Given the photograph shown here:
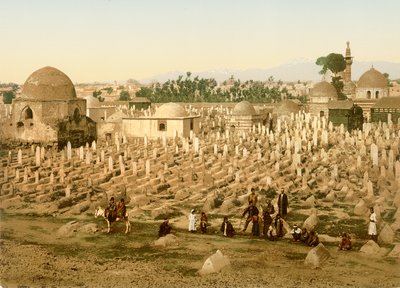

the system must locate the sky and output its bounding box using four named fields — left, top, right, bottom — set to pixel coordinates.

left=1, top=0, right=400, bottom=83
